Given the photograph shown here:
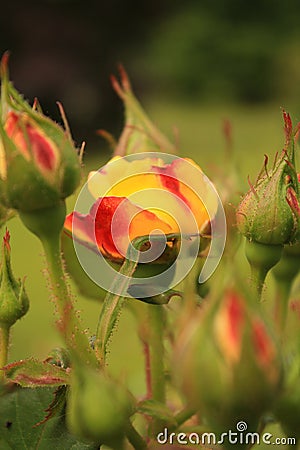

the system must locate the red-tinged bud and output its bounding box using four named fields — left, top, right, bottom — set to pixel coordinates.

left=176, top=290, right=282, bottom=437
left=275, top=356, right=300, bottom=439
left=0, top=54, right=81, bottom=212
left=0, top=230, right=29, bottom=327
